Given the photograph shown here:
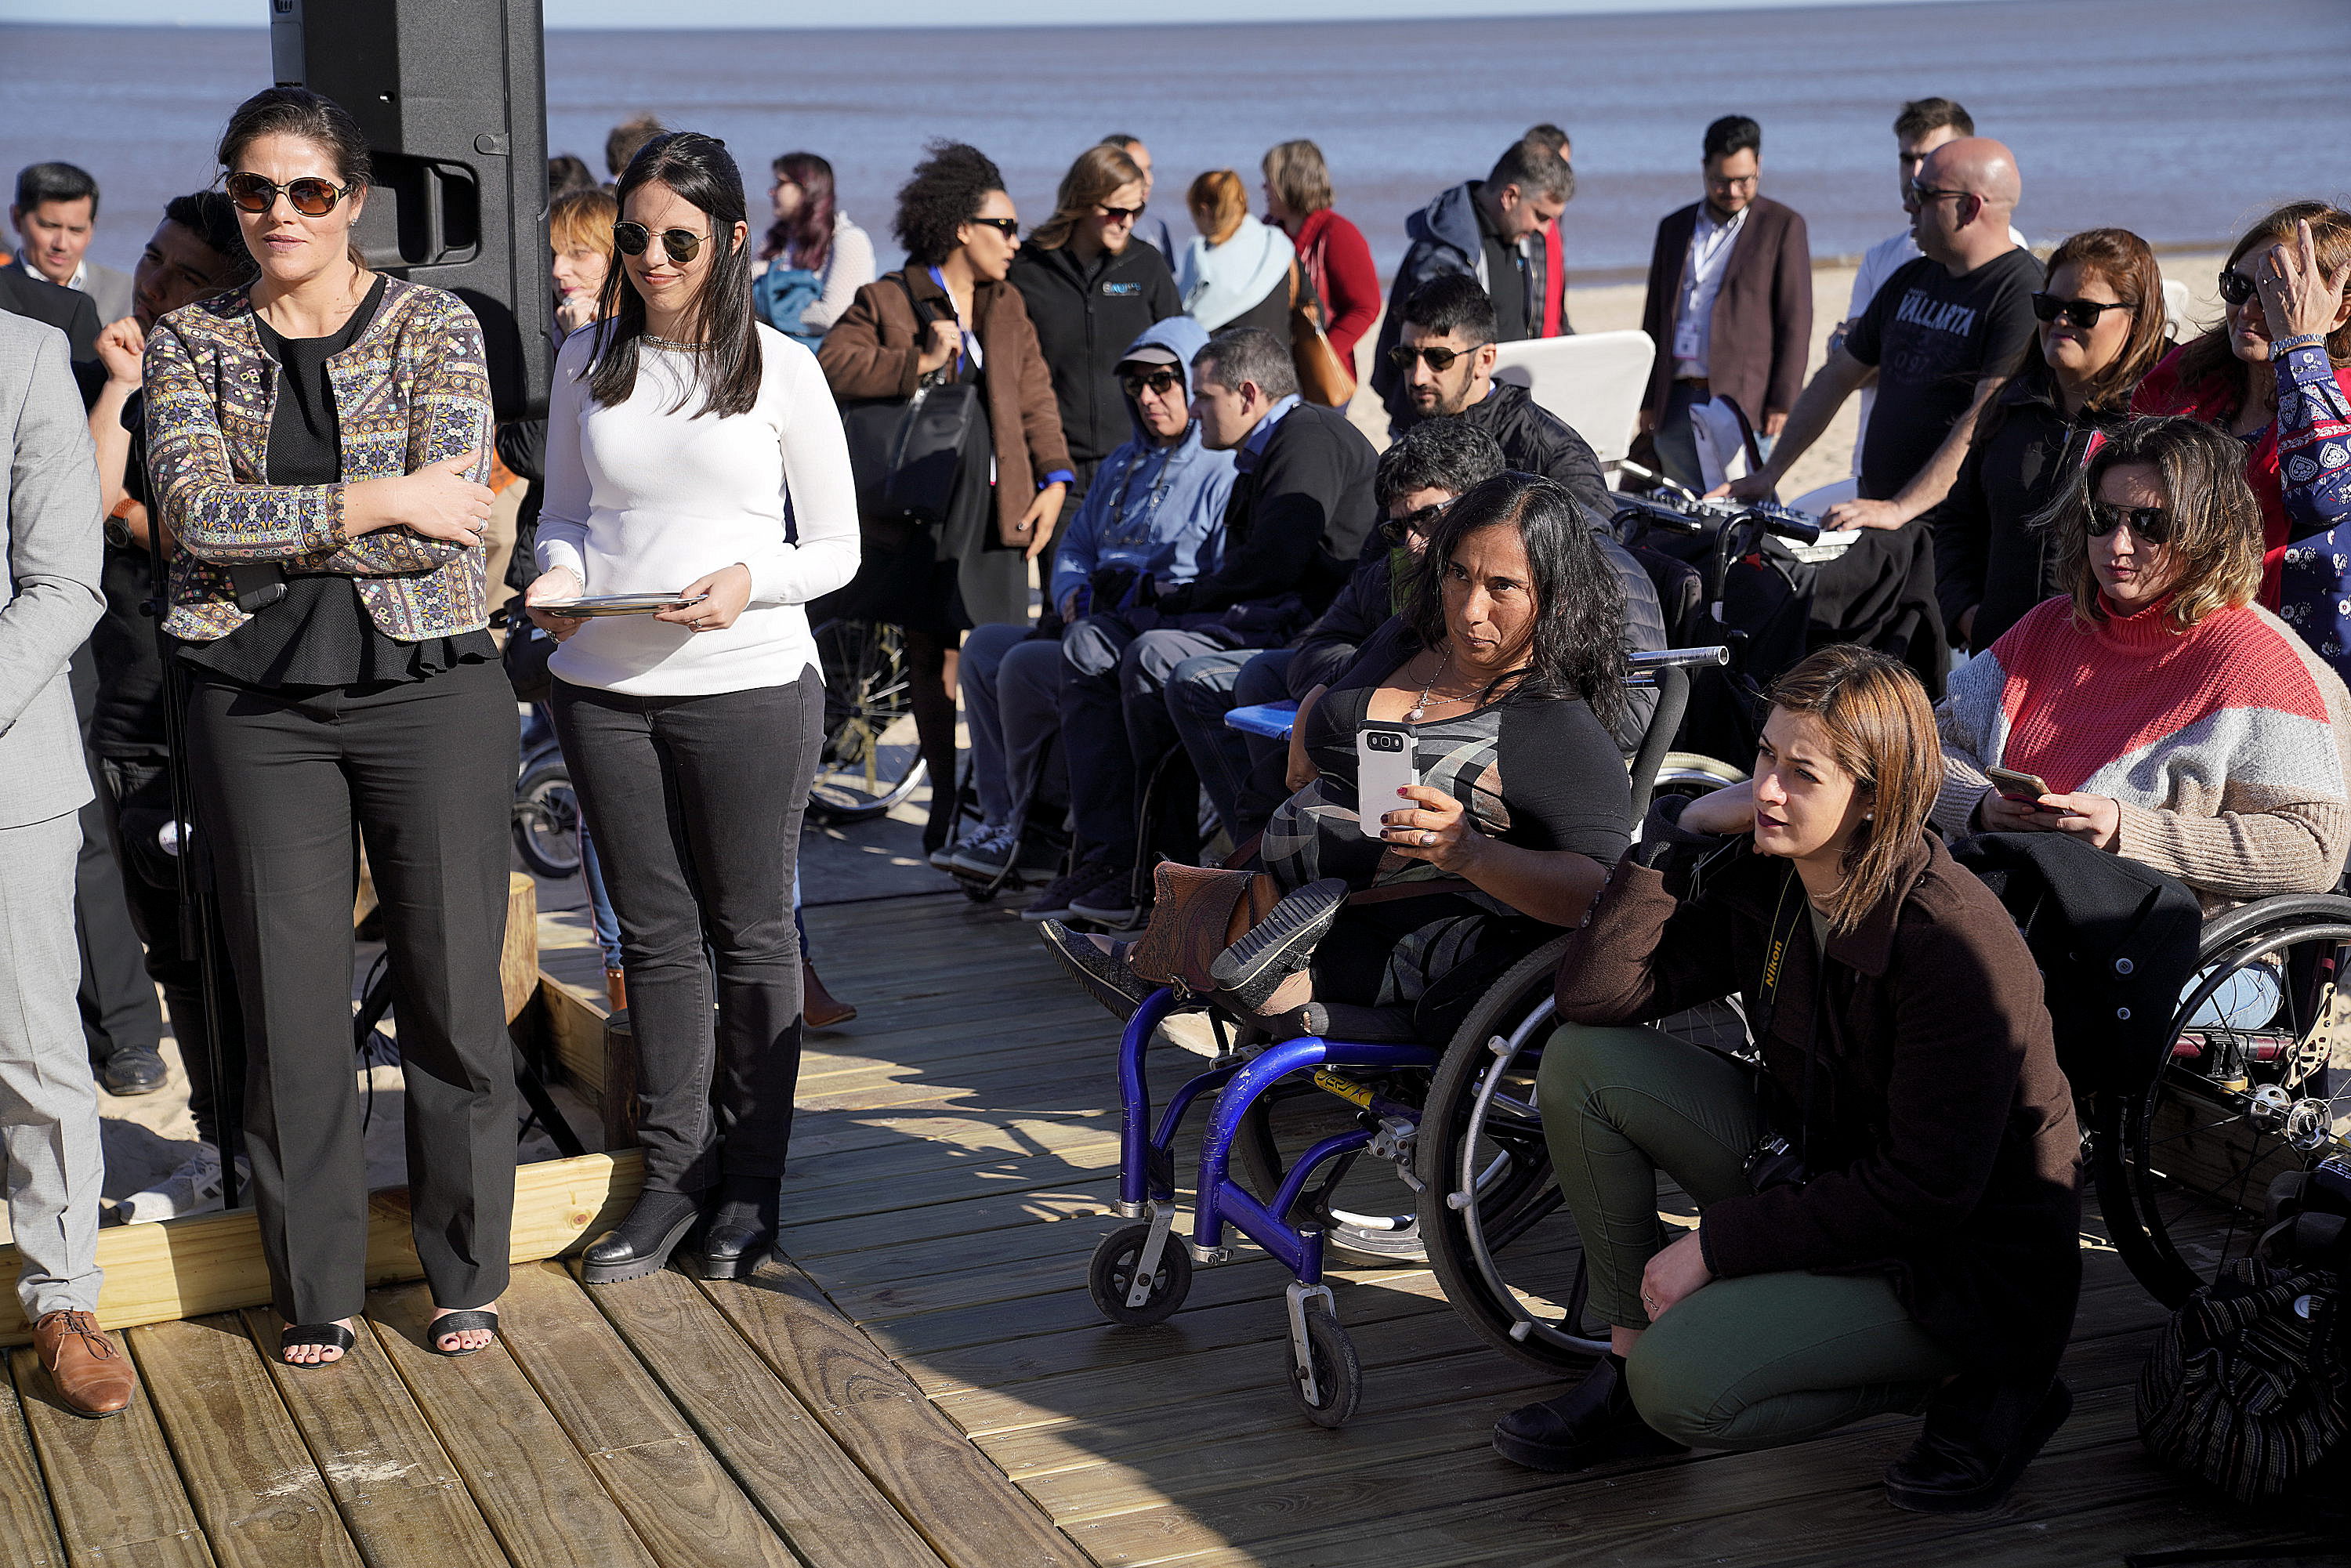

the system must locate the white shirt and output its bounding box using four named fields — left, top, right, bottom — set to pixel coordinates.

left=535, top=323, right=861, bottom=696
left=1846, top=223, right=2030, bottom=476
left=1672, top=204, right=1749, bottom=378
